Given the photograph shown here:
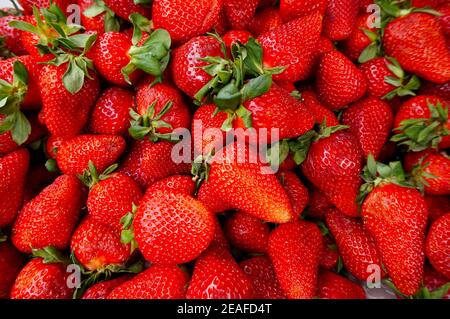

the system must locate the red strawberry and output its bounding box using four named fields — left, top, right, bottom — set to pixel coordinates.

left=71, top=217, right=130, bottom=271
left=341, top=14, right=377, bottom=62
left=301, top=130, right=363, bottom=218
left=56, top=135, right=126, bottom=176
left=300, top=89, right=340, bottom=127
left=306, top=187, right=334, bottom=220
left=317, top=270, right=366, bottom=299
left=223, top=0, right=259, bottom=30
left=222, top=30, right=252, bottom=52
left=103, top=0, right=151, bottom=21
left=342, top=97, right=394, bottom=159
left=426, top=213, right=450, bottom=279
left=422, top=265, right=450, bottom=299
left=325, top=208, right=384, bottom=282
left=319, top=236, right=339, bottom=270
left=79, top=0, right=121, bottom=34
left=258, top=12, right=323, bottom=82
left=239, top=256, right=286, bottom=299
left=22, top=165, right=57, bottom=204
left=11, top=175, right=84, bottom=253
left=224, top=211, right=270, bottom=253
left=425, top=195, right=450, bottom=223
left=248, top=7, right=282, bottom=36
left=0, top=14, right=30, bottom=56
left=39, top=64, right=100, bottom=138
left=437, top=3, right=450, bottom=36
left=108, top=265, right=189, bottom=299
left=323, top=0, right=359, bottom=41
left=146, top=175, right=196, bottom=196
left=18, top=0, right=72, bottom=14
left=316, top=50, right=367, bottom=110
left=419, top=81, right=450, bottom=103
left=186, top=248, right=254, bottom=299
left=0, top=242, right=25, bottom=299
left=88, top=87, right=135, bottom=136
left=279, top=0, right=328, bottom=22
left=411, top=0, right=448, bottom=8
left=197, top=142, right=295, bottom=223
left=171, top=35, right=224, bottom=99
left=383, top=12, right=450, bottom=84
left=10, top=247, right=73, bottom=299
left=132, top=191, right=215, bottom=265
left=119, top=140, right=191, bottom=189
left=0, top=149, right=29, bottom=228
left=0, top=114, right=20, bottom=156
left=268, top=221, right=322, bottom=299
left=82, top=276, right=130, bottom=299
left=45, top=135, right=68, bottom=159
left=278, top=171, right=309, bottom=220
